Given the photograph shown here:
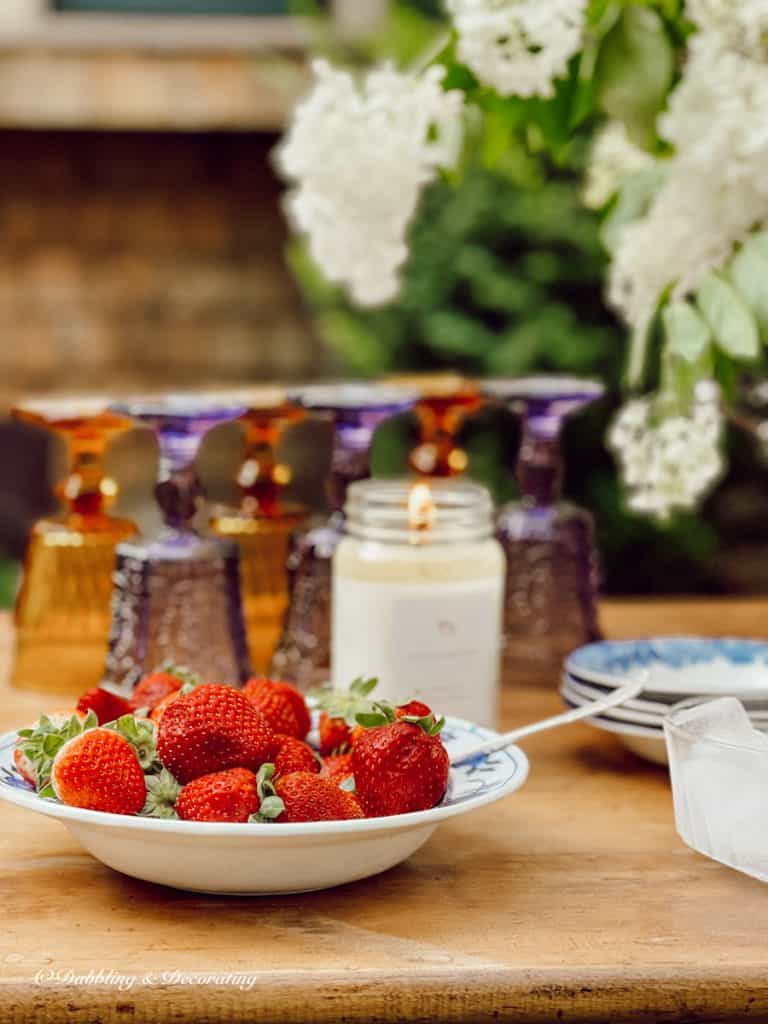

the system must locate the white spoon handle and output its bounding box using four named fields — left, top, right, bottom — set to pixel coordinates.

left=450, top=679, right=644, bottom=767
